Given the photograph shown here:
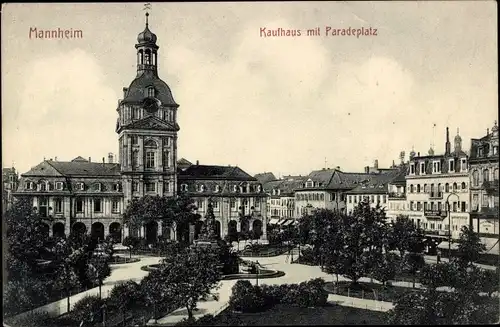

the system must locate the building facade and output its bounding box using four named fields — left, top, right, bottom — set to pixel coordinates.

left=2, top=167, right=19, bottom=213
left=262, top=176, right=304, bottom=225
left=405, top=128, right=470, bottom=239
left=386, top=165, right=408, bottom=222
left=178, top=163, right=268, bottom=240
left=13, top=13, right=267, bottom=243
left=469, top=121, right=499, bottom=235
